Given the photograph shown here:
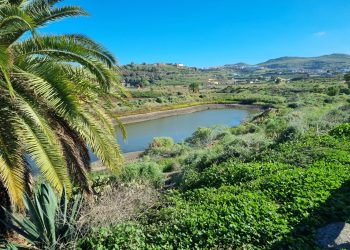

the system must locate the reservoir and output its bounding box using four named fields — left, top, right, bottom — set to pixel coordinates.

left=90, top=107, right=252, bottom=162
left=117, top=108, right=251, bottom=153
